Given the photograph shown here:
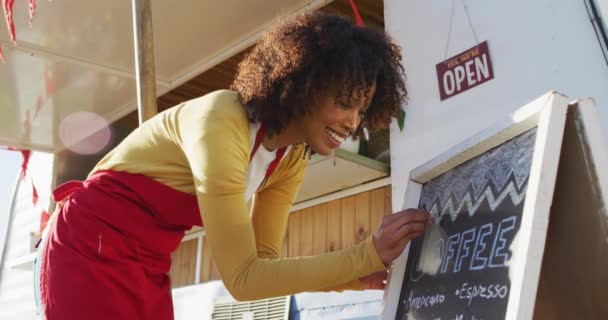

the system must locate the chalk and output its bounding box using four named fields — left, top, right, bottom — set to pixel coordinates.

left=418, top=223, right=447, bottom=275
